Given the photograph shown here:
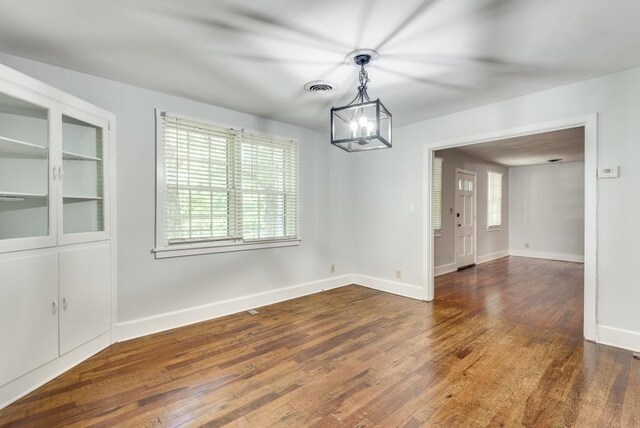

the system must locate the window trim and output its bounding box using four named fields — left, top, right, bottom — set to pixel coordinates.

left=486, top=169, right=503, bottom=231
left=154, top=109, right=301, bottom=258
